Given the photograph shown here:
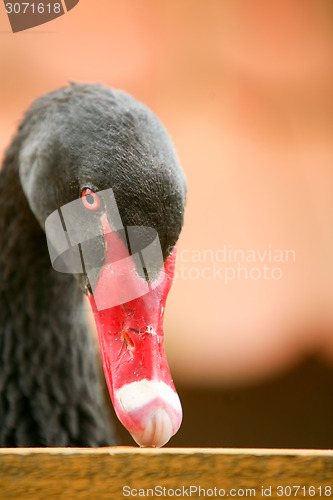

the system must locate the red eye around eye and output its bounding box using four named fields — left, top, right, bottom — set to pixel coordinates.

left=81, top=188, right=100, bottom=210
